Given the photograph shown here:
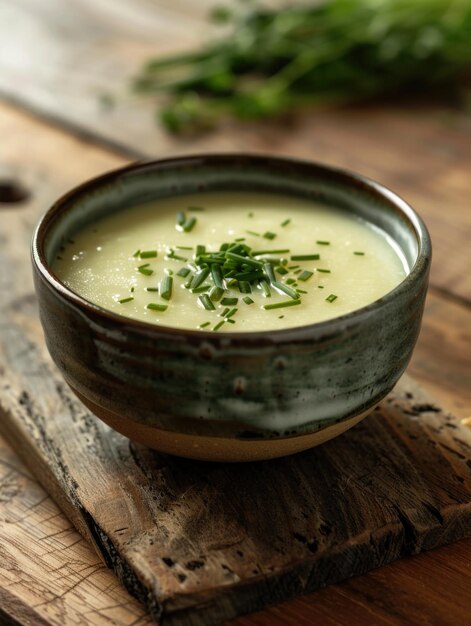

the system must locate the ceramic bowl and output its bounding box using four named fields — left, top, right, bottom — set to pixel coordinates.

left=31, top=155, right=431, bottom=462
